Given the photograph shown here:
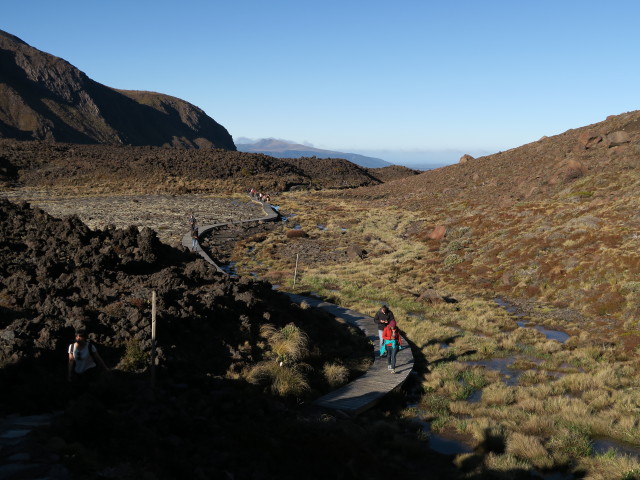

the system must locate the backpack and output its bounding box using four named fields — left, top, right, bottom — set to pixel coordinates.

left=71, top=340, right=97, bottom=361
